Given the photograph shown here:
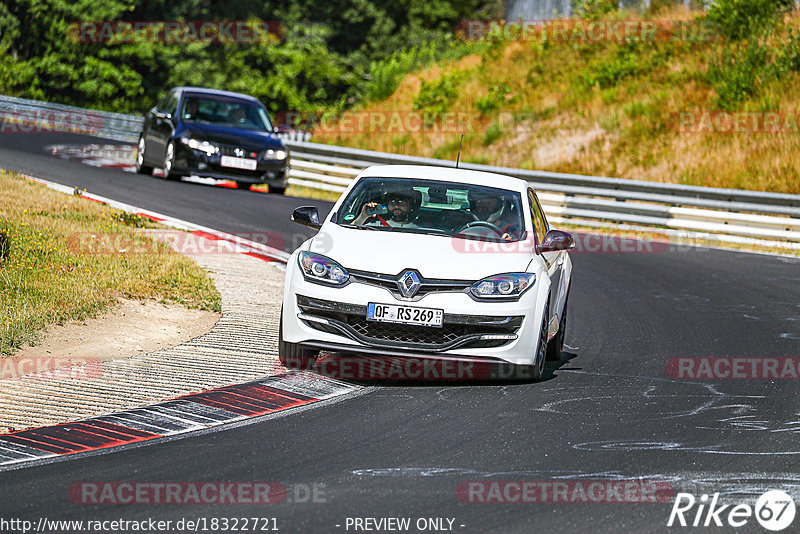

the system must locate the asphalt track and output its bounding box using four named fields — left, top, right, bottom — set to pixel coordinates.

left=1, top=132, right=800, bottom=533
